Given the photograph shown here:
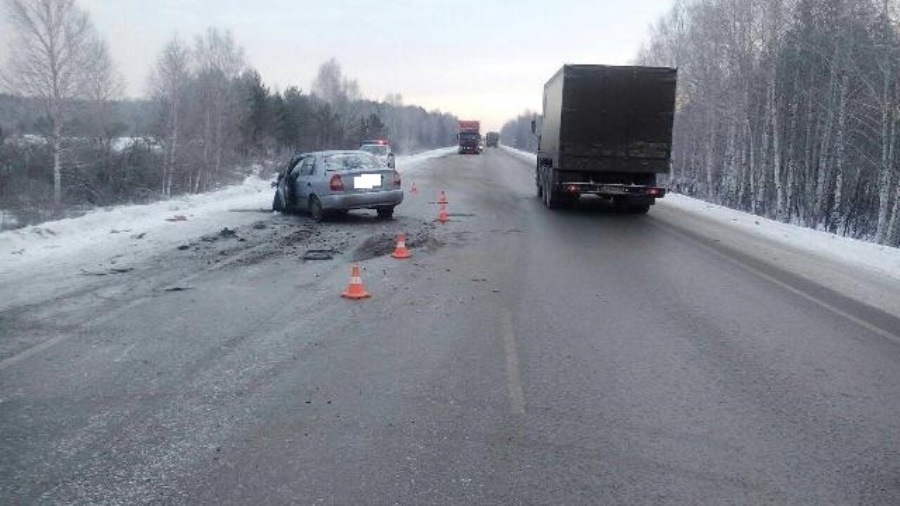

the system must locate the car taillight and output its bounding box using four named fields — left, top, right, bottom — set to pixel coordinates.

left=392, top=170, right=401, bottom=188
left=330, top=174, right=344, bottom=191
